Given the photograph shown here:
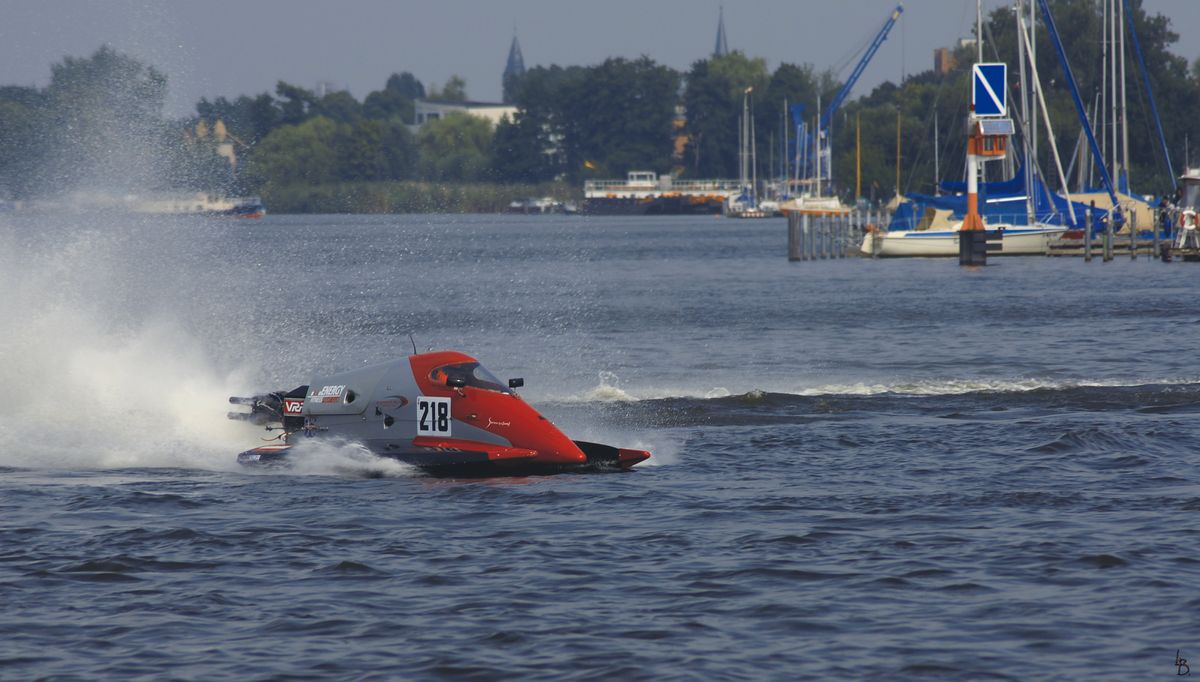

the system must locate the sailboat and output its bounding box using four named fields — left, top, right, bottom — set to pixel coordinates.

left=779, top=91, right=851, bottom=217
left=726, top=87, right=772, bottom=218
